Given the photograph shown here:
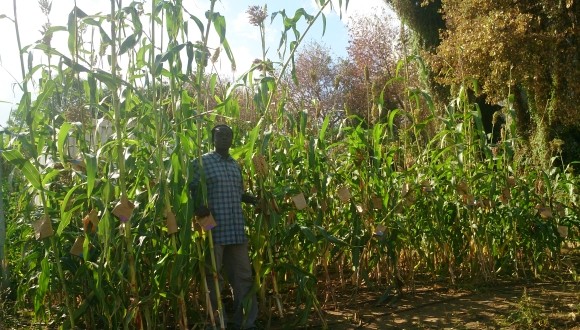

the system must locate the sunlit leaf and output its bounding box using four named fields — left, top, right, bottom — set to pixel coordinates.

left=119, top=34, right=139, bottom=55
left=2, top=150, right=42, bottom=190
left=57, top=122, right=73, bottom=164
left=85, top=153, right=97, bottom=198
